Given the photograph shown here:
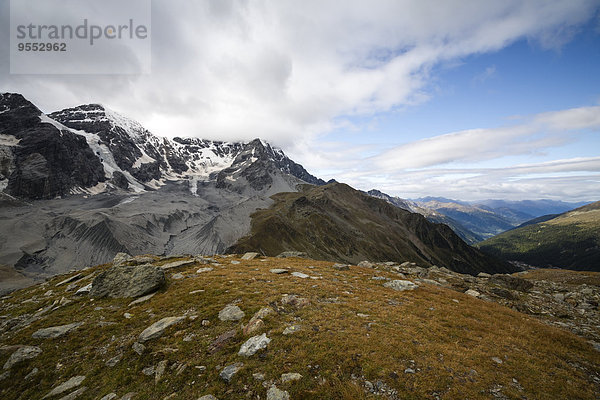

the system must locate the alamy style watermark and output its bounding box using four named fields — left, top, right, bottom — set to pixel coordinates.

left=10, top=0, right=151, bottom=74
